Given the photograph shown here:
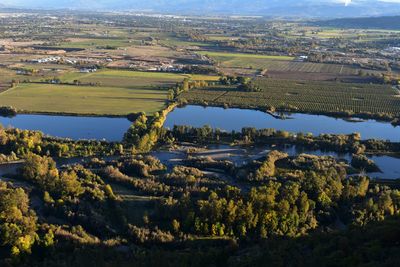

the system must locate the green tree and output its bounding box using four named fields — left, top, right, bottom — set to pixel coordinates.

left=0, top=182, right=38, bottom=256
